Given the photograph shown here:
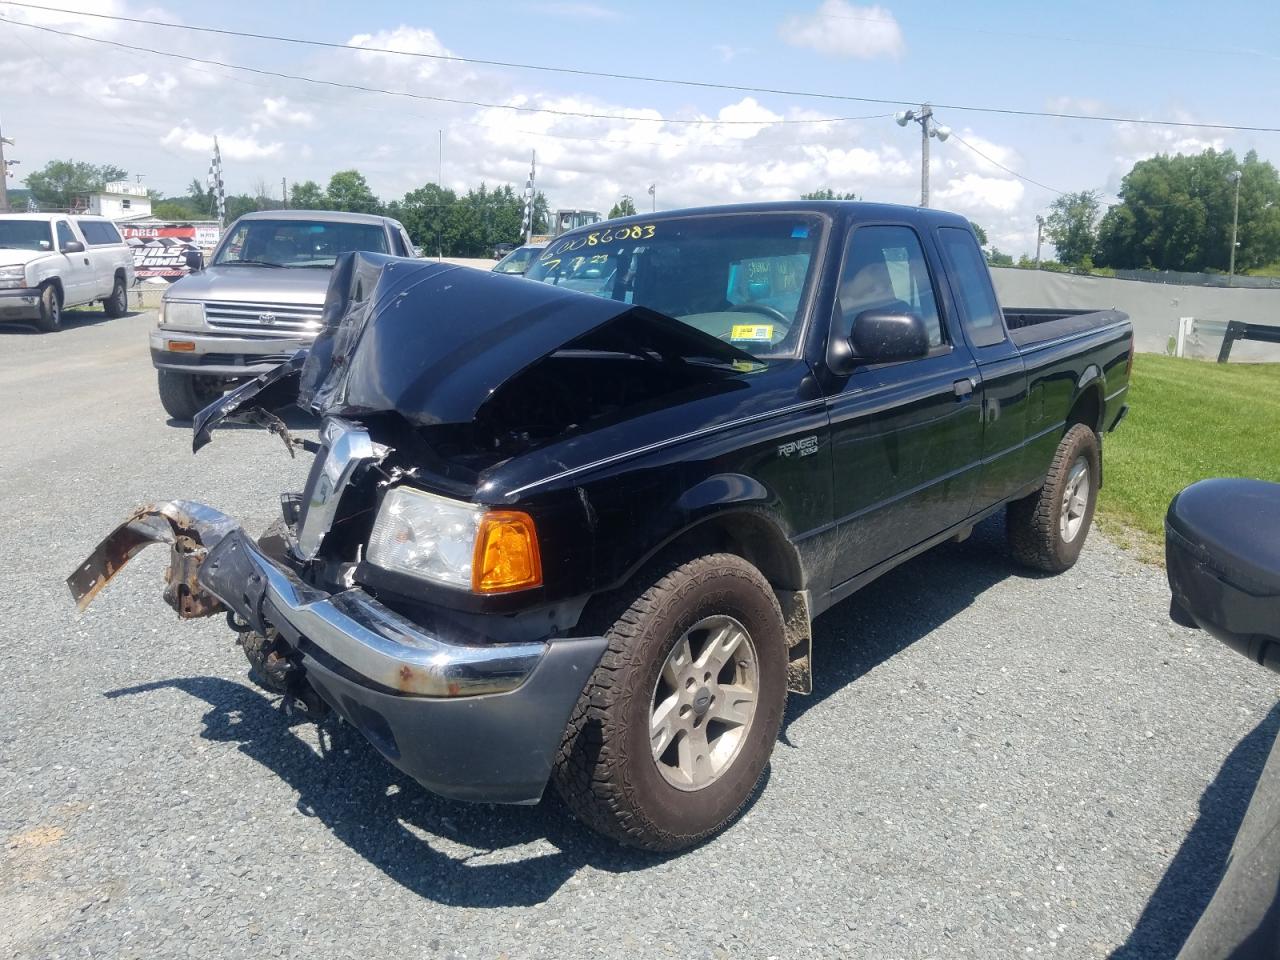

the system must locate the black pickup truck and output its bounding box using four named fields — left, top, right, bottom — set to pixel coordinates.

left=71, top=201, right=1132, bottom=851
